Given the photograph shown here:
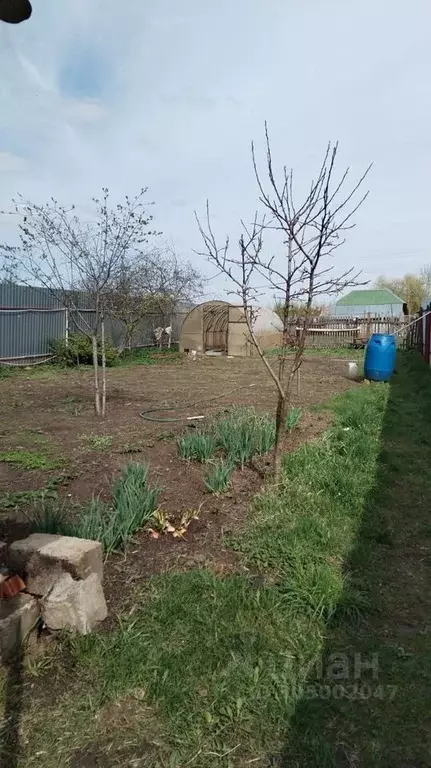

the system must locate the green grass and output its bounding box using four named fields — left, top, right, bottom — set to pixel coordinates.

left=0, top=450, right=63, bottom=471
left=4, top=353, right=431, bottom=767
left=229, top=385, right=386, bottom=624
left=204, top=459, right=235, bottom=493
left=118, top=346, right=183, bottom=367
